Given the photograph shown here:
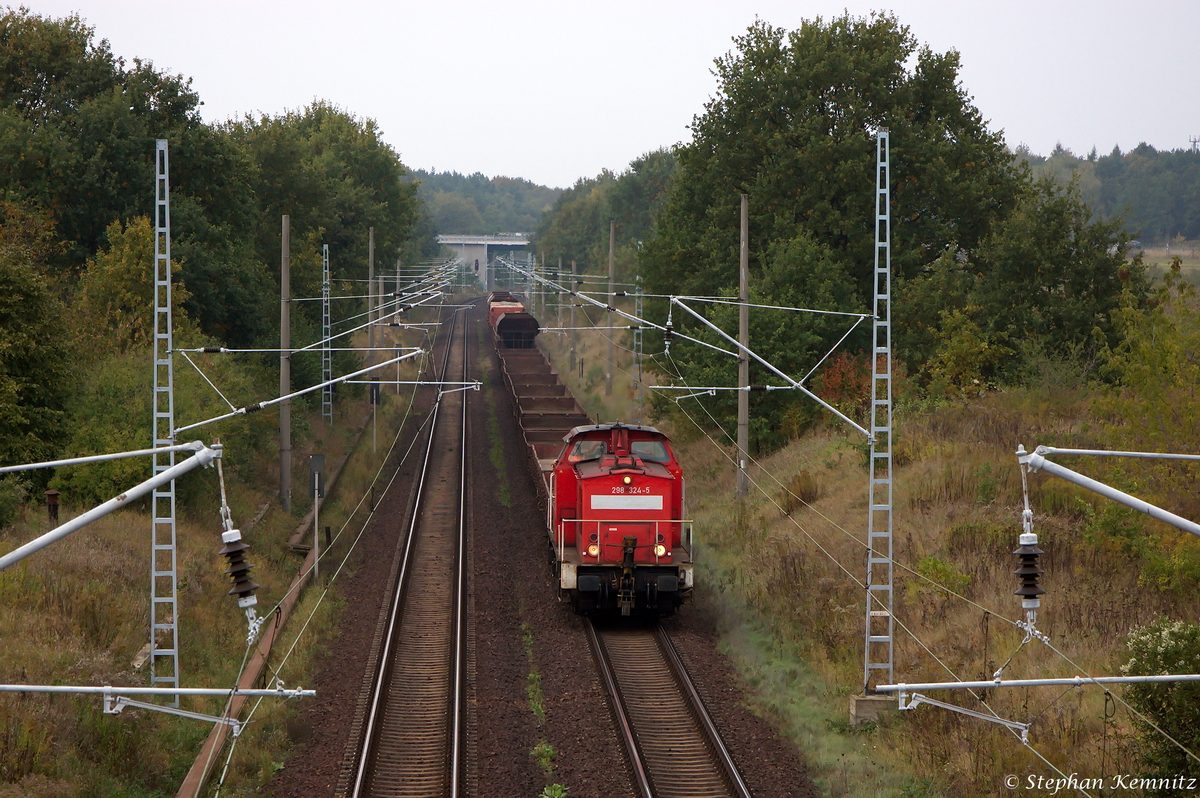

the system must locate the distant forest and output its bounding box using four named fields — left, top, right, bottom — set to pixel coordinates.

left=411, top=170, right=561, bottom=235
left=1018, top=143, right=1200, bottom=242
